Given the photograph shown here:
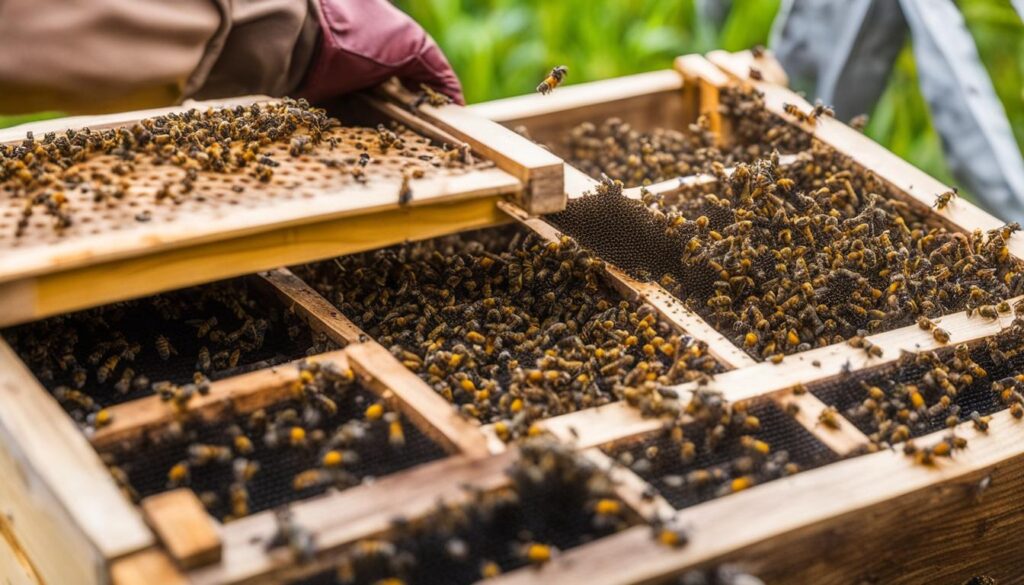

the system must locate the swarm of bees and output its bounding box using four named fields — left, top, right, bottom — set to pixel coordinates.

left=101, top=360, right=446, bottom=520
left=552, top=140, right=1023, bottom=362
left=325, top=439, right=629, bottom=584
left=0, top=99, right=472, bottom=242
left=294, top=226, right=720, bottom=439
left=3, top=278, right=335, bottom=426
left=562, top=86, right=810, bottom=186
